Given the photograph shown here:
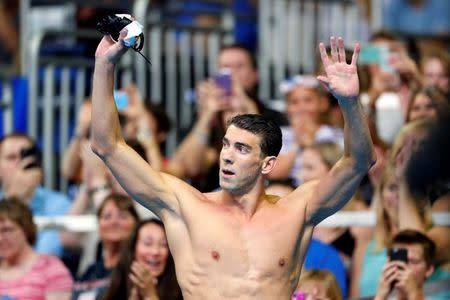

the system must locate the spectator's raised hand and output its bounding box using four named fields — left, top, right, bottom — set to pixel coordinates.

left=229, top=77, right=258, bottom=115
left=318, top=36, right=360, bottom=101
left=196, top=80, right=231, bottom=117
left=374, top=261, right=401, bottom=300
left=393, top=261, right=422, bottom=298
